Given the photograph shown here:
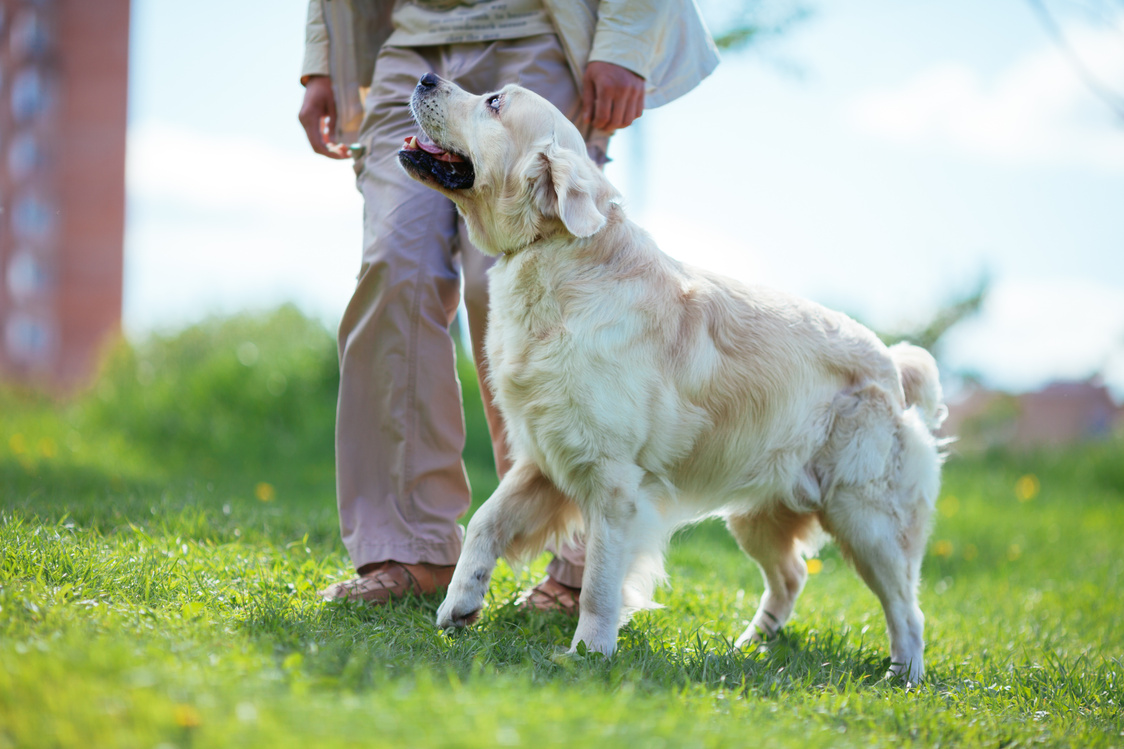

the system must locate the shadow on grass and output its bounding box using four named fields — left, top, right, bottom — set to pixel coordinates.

left=0, top=456, right=341, bottom=552
left=0, top=457, right=165, bottom=528
left=234, top=584, right=894, bottom=700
